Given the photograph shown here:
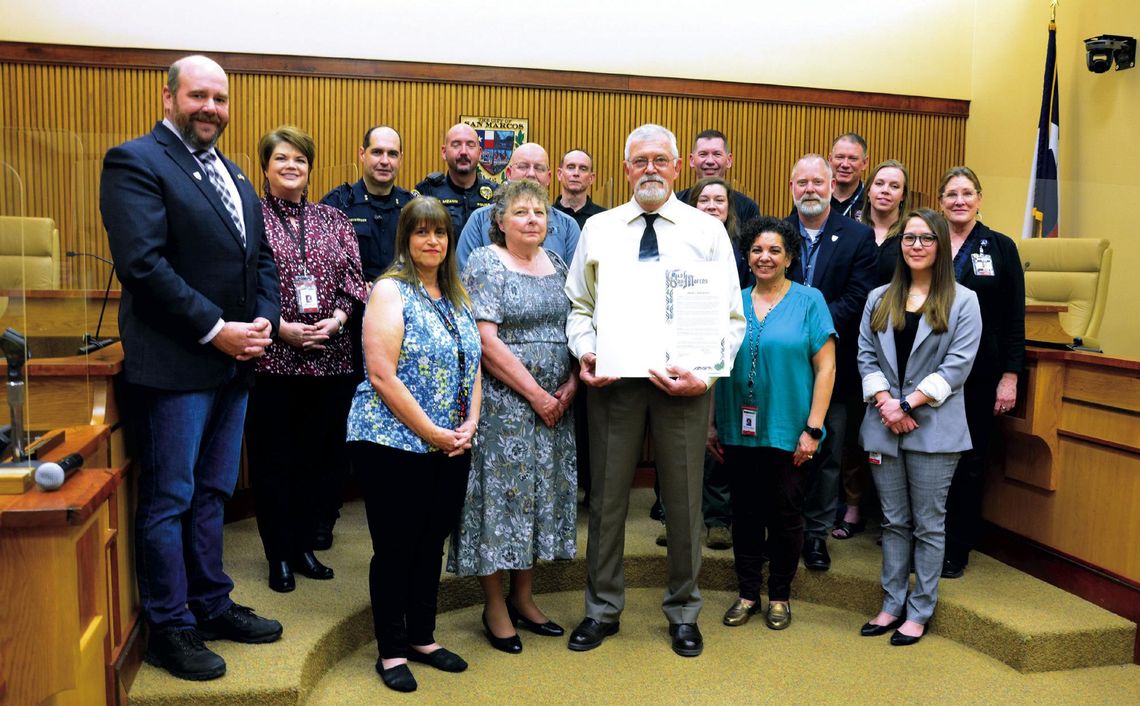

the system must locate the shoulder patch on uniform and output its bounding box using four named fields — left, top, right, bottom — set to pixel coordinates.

left=410, top=190, right=421, bottom=198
